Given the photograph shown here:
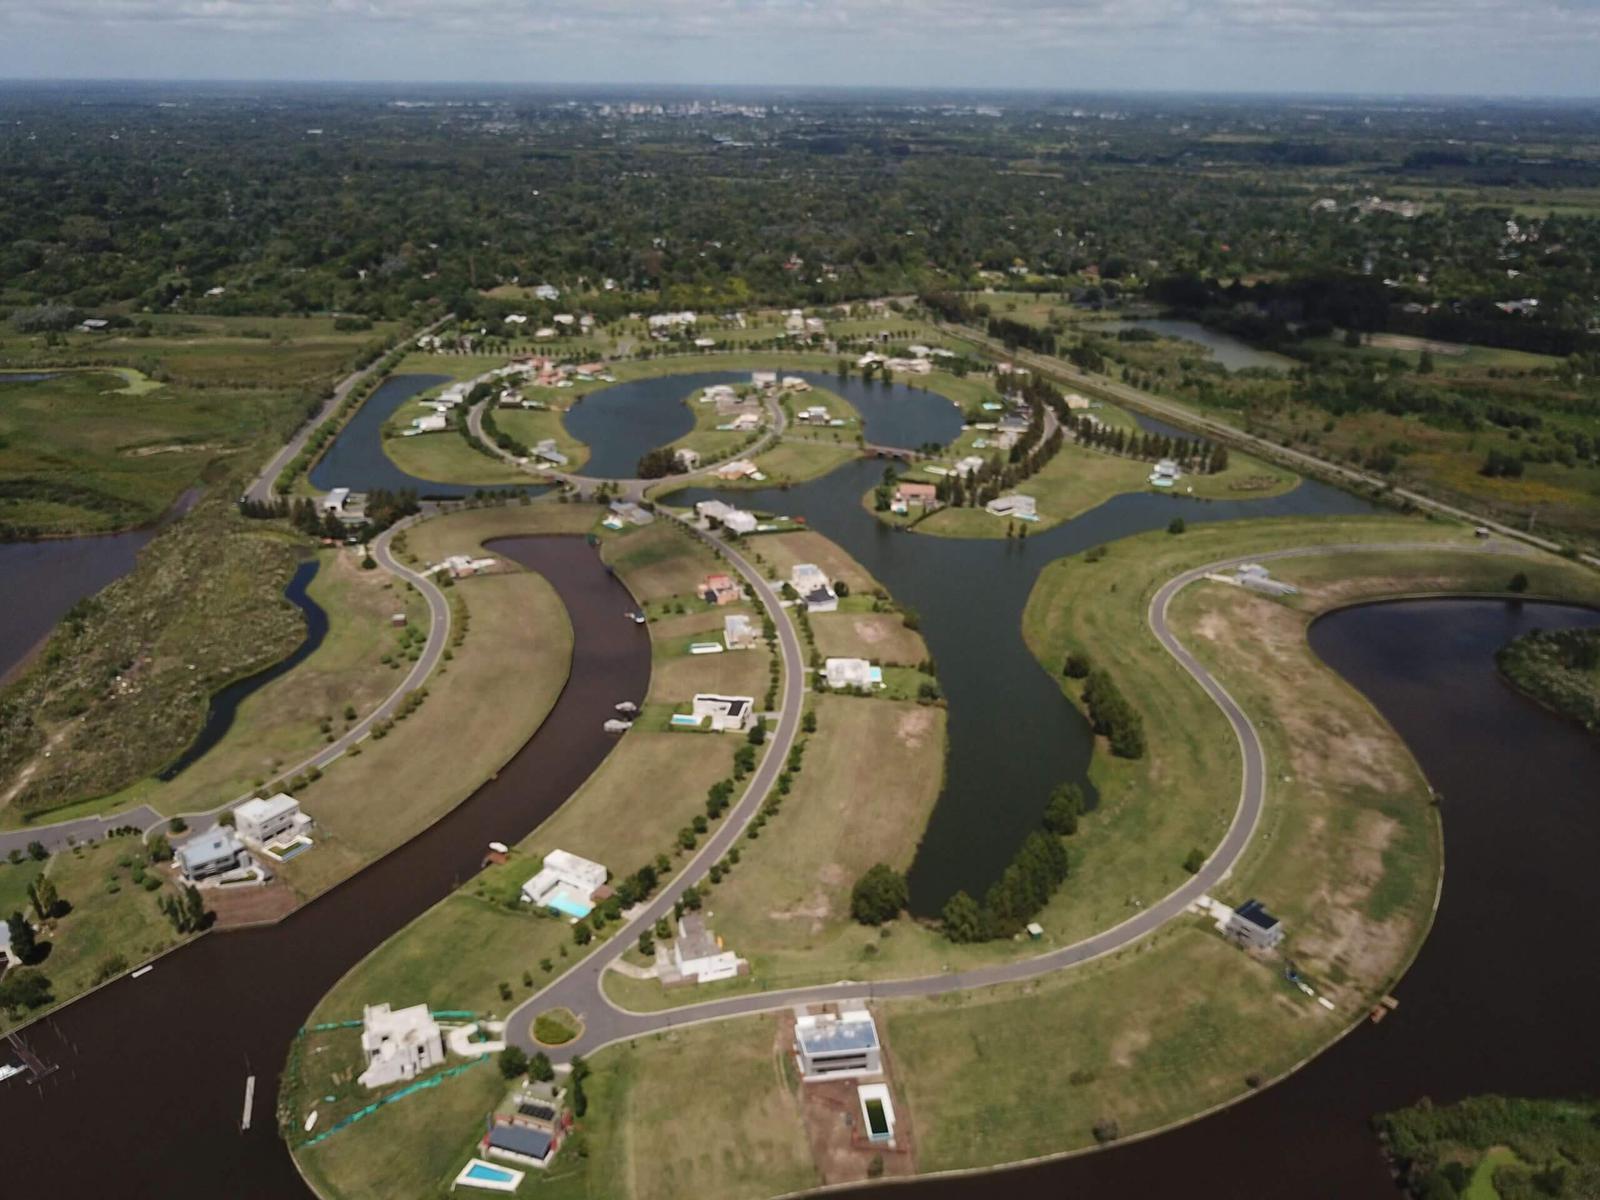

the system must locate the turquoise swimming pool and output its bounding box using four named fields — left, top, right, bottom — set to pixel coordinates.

left=546, top=892, right=593, bottom=919
left=466, top=1163, right=517, bottom=1183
